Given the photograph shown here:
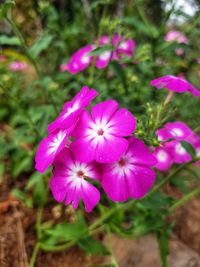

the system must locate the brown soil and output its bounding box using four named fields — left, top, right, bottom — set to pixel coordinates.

left=0, top=182, right=200, bottom=267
